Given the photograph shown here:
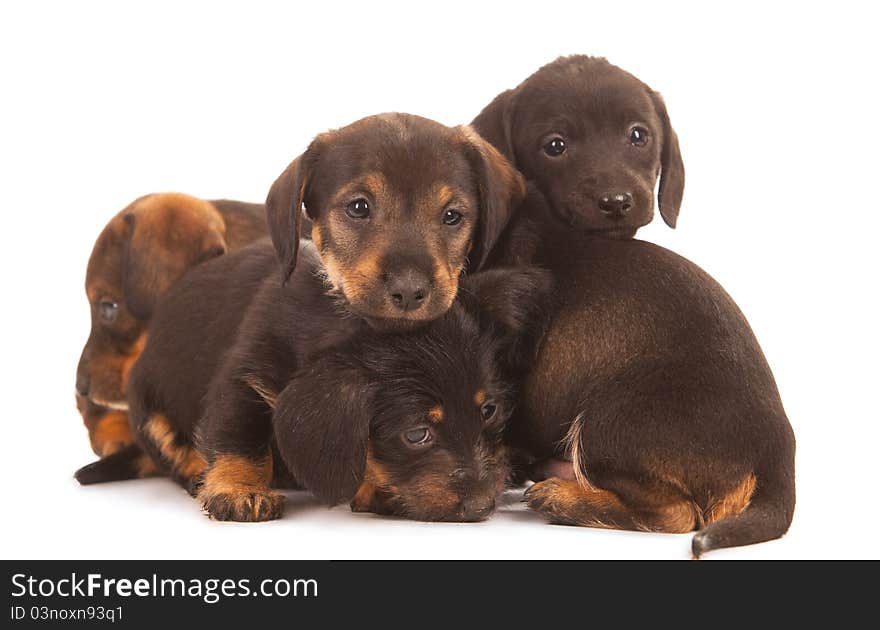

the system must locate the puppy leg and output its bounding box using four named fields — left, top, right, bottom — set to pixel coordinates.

left=525, top=477, right=699, bottom=533
left=198, top=453, right=283, bottom=522
left=139, top=413, right=207, bottom=495
left=197, top=376, right=284, bottom=522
